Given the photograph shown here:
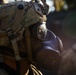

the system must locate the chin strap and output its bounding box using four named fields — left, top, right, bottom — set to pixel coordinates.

left=6, top=27, right=21, bottom=61
left=25, top=28, right=33, bottom=63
